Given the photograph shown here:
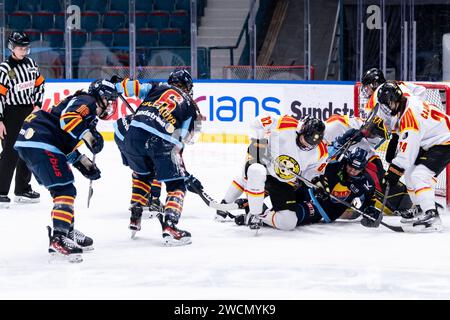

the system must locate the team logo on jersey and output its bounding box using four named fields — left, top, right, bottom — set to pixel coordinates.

left=331, top=183, right=351, bottom=199
left=27, top=67, right=38, bottom=74
left=274, top=155, right=300, bottom=180
left=24, top=128, right=35, bottom=140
